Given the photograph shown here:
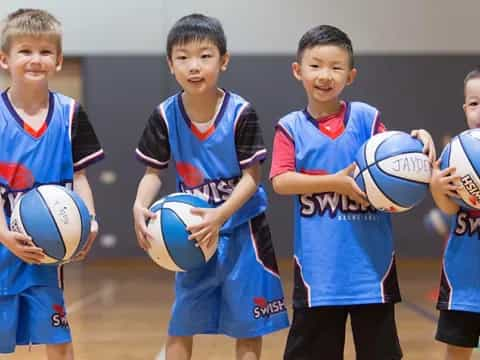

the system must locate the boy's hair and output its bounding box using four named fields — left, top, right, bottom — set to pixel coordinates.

left=464, top=66, right=480, bottom=87
left=167, top=13, right=226, bottom=59
left=297, top=25, right=354, bottom=68
left=1, top=9, right=62, bottom=53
